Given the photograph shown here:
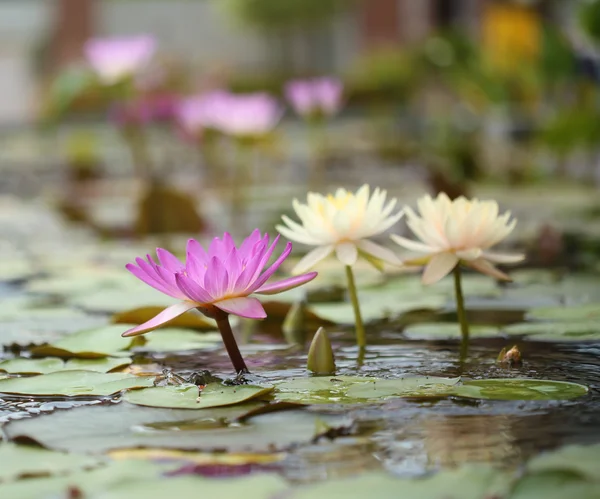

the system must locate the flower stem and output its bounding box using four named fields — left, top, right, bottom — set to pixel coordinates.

left=345, top=265, right=366, bottom=349
left=214, top=310, right=249, bottom=374
left=453, top=265, right=470, bottom=352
